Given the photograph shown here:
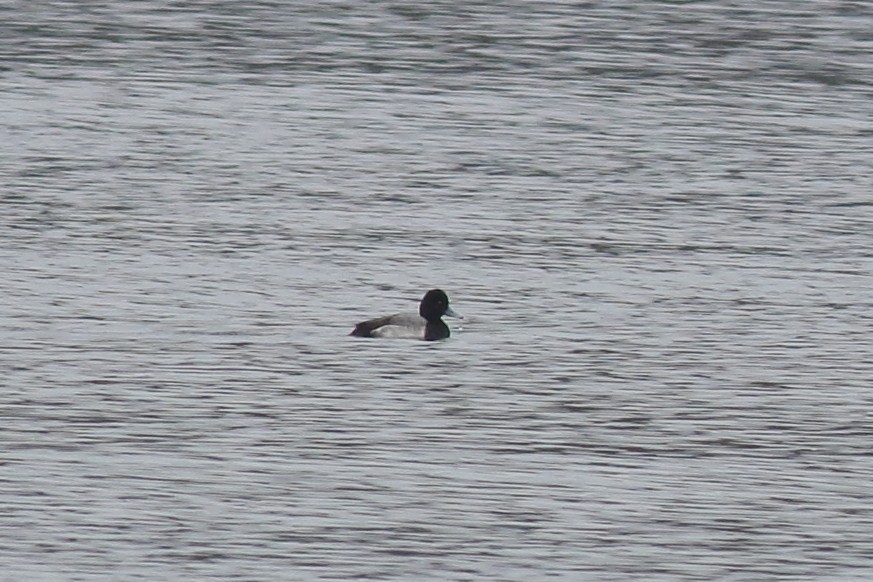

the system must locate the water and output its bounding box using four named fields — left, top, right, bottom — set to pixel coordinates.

left=2, top=1, right=873, bottom=579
